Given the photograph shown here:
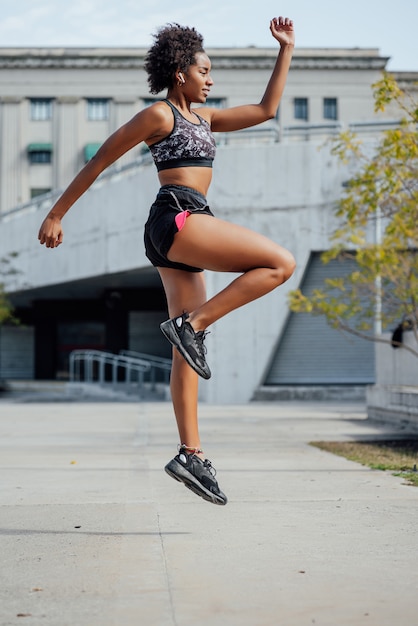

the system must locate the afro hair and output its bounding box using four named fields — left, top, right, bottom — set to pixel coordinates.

left=144, top=23, right=205, bottom=94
